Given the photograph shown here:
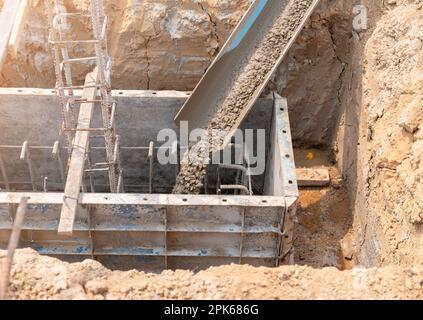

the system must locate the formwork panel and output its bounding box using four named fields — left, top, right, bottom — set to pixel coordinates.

left=0, top=89, right=273, bottom=193
left=20, top=230, right=91, bottom=255
left=0, top=204, right=12, bottom=229
left=244, top=207, right=282, bottom=231
left=167, top=232, right=241, bottom=257
left=90, top=204, right=166, bottom=231
left=0, top=194, right=292, bottom=269
left=242, top=233, right=279, bottom=258
left=19, top=204, right=89, bottom=231
left=93, top=231, right=166, bottom=256
left=97, top=256, right=166, bottom=273
left=0, top=90, right=299, bottom=271
left=167, top=206, right=243, bottom=232
left=0, top=230, right=11, bottom=246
